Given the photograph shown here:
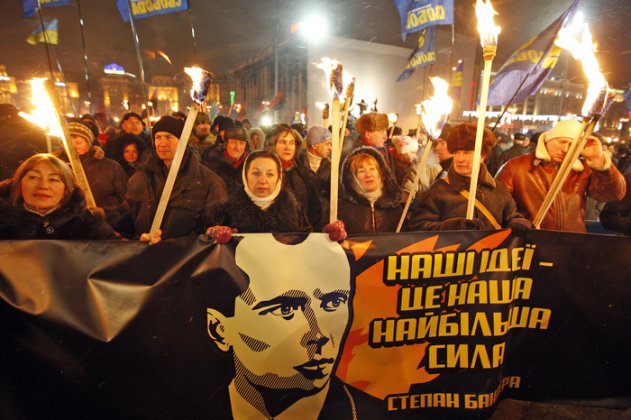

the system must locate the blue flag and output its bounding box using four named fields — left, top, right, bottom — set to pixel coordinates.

left=487, top=0, right=579, bottom=106
left=26, top=18, right=59, bottom=45
left=393, top=0, right=453, bottom=41
left=117, top=0, right=189, bottom=22
left=397, top=27, right=436, bottom=81
left=22, top=0, right=71, bottom=18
